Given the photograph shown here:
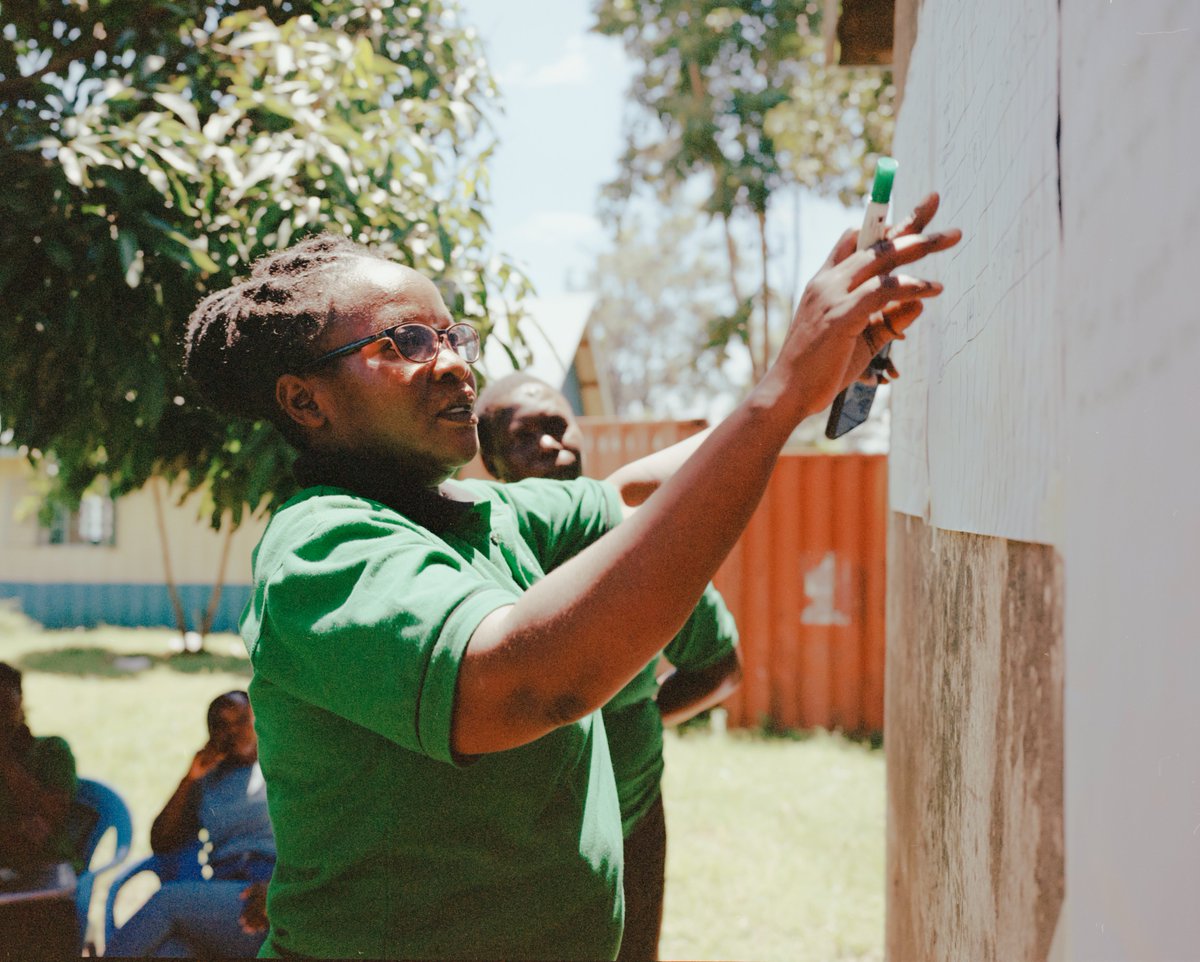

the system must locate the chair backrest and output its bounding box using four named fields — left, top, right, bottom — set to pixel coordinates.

left=71, top=777, right=134, bottom=948
left=72, top=778, right=133, bottom=870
